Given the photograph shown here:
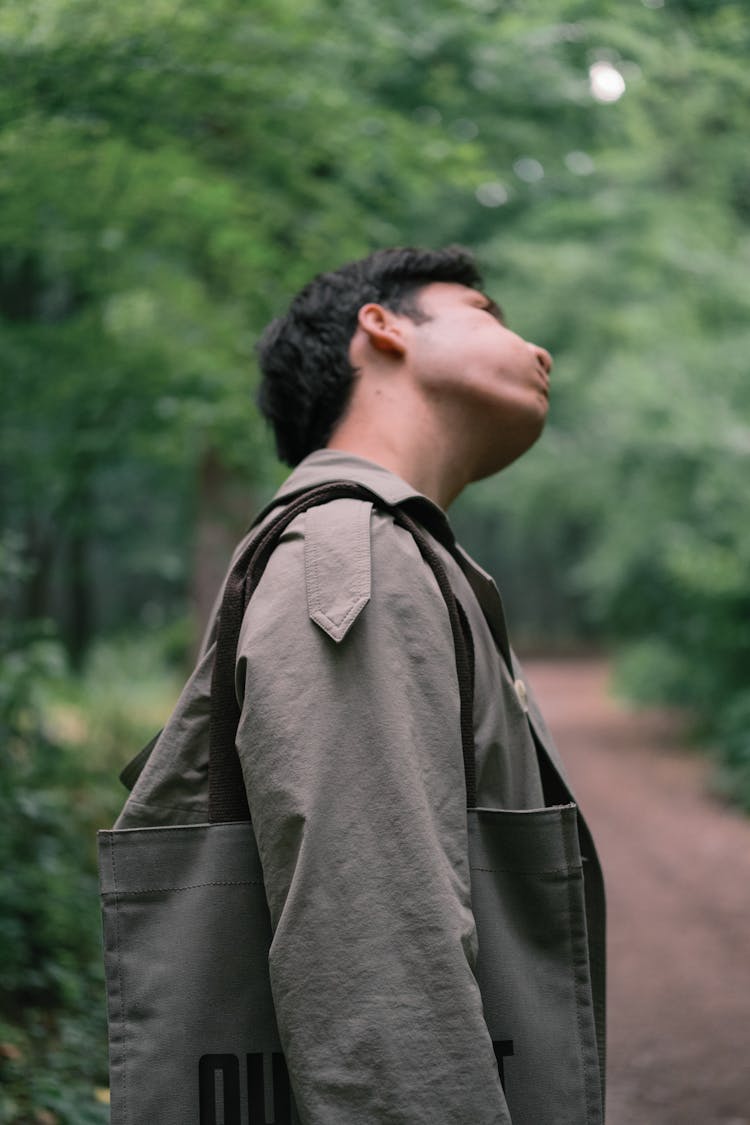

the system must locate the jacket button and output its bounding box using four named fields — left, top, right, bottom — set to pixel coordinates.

left=514, top=678, right=529, bottom=712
